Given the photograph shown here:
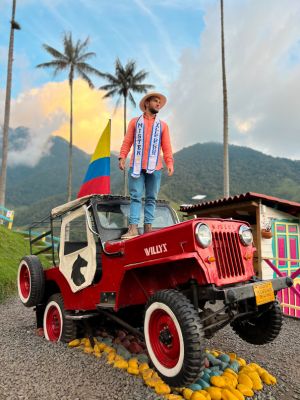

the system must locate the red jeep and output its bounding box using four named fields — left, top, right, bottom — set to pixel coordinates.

left=17, top=194, right=292, bottom=386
